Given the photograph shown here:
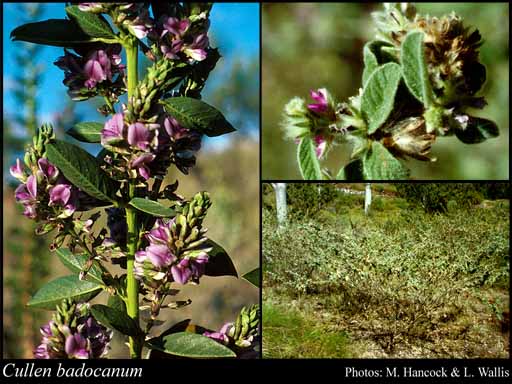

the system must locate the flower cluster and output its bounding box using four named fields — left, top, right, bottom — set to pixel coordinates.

left=11, top=126, right=80, bottom=221
left=54, top=45, right=125, bottom=101
left=204, top=305, right=260, bottom=358
left=34, top=299, right=112, bottom=359
left=282, top=88, right=338, bottom=159
left=134, top=192, right=212, bottom=287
